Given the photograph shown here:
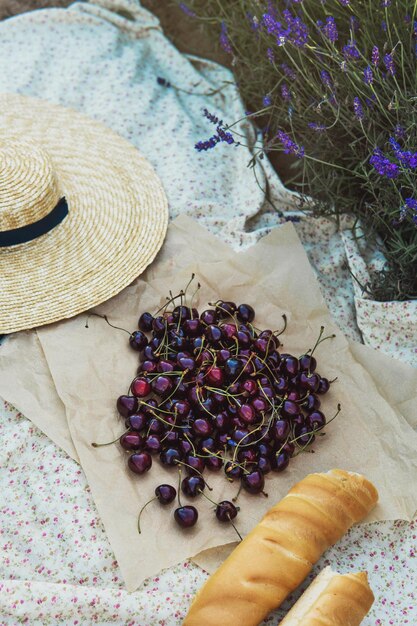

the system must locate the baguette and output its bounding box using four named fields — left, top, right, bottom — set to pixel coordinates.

left=279, top=566, right=374, bottom=625
left=183, top=469, right=378, bottom=626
